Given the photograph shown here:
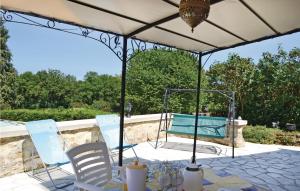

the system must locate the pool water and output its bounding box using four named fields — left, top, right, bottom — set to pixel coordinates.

left=0, top=120, right=23, bottom=128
